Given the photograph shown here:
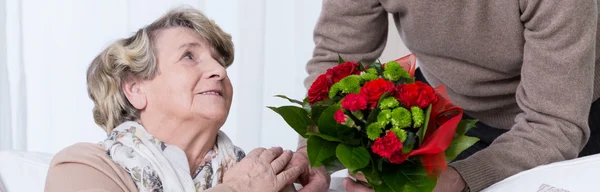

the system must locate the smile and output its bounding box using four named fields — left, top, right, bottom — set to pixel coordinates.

left=198, top=90, right=222, bottom=96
